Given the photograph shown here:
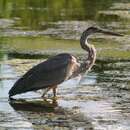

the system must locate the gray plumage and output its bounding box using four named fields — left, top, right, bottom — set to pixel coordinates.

left=9, top=27, right=122, bottom=98
left=9, top=53, right=73, bottom=96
